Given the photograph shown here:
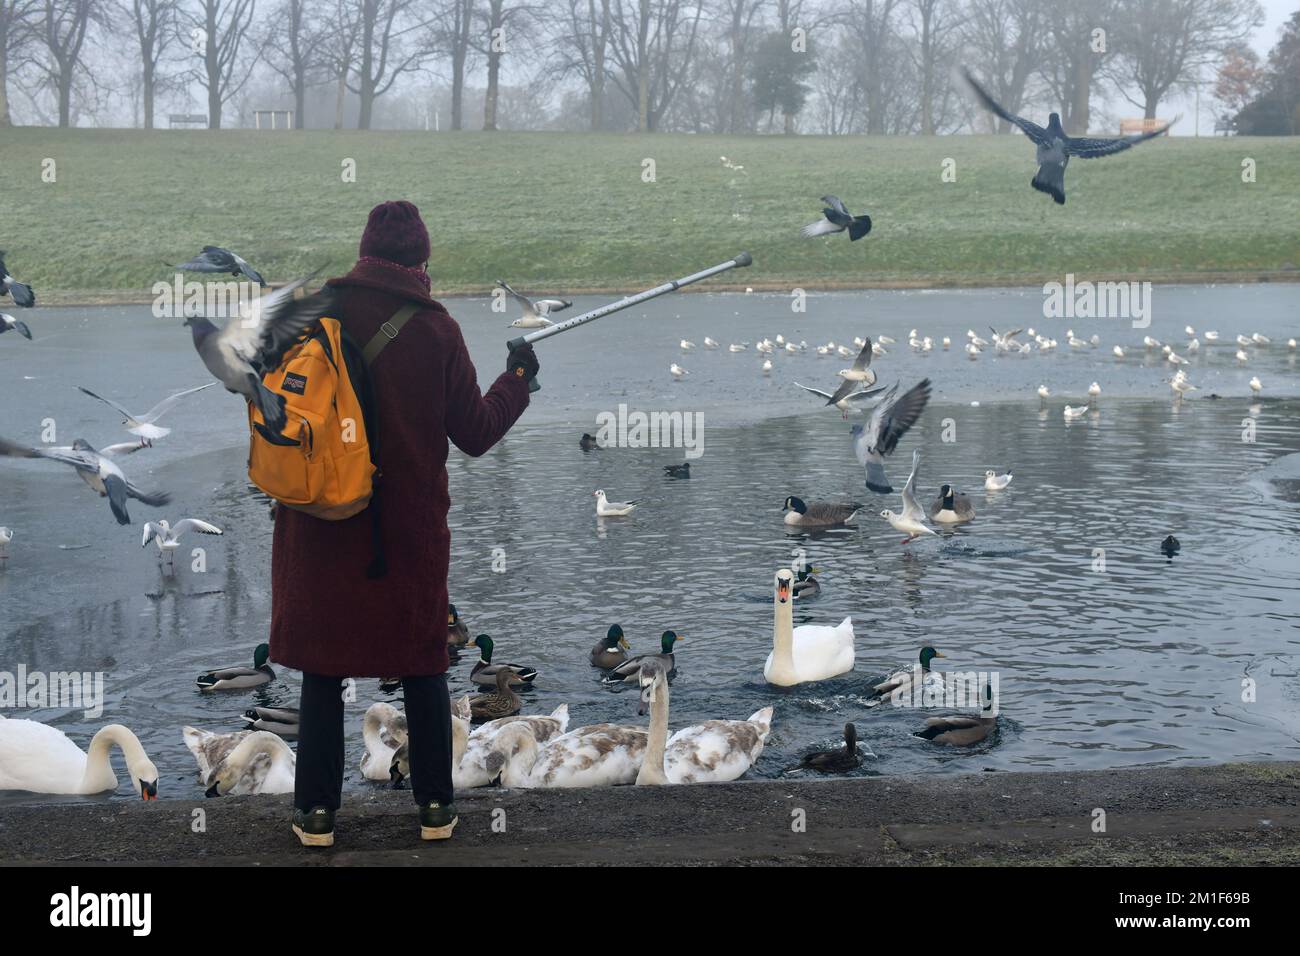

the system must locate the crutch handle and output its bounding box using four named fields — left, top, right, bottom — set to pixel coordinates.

left=506, top=336, right=541, bottom=392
